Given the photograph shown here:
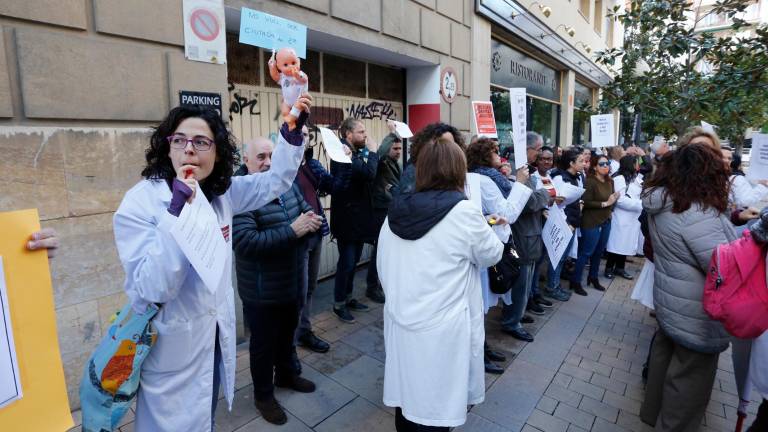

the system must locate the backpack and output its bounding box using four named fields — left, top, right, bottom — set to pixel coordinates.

left=703, top=230, right=768, bottom=339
